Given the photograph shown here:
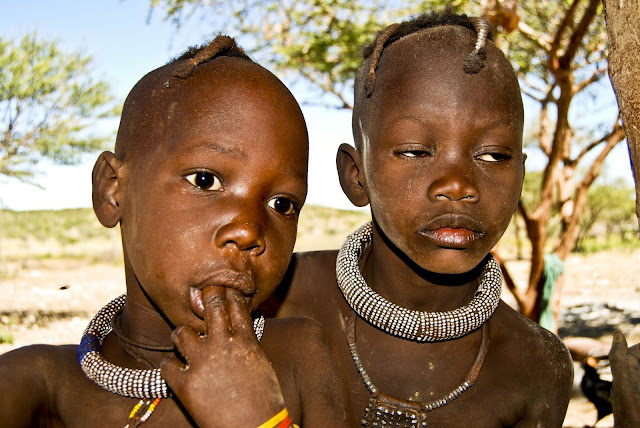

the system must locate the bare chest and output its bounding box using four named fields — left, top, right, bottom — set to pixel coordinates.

left=334, top=319, right=524, bottom=427
left=51, top=373, right=193, bottom=428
